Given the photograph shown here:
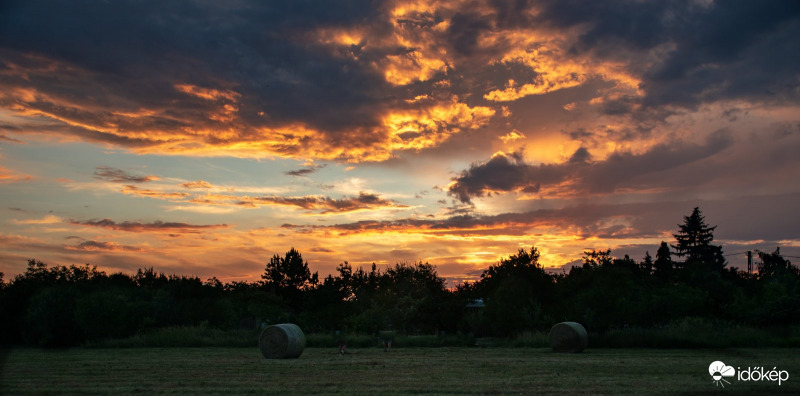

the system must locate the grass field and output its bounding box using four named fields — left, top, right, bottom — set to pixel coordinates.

left=2, top=347, right=799, bottom=394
